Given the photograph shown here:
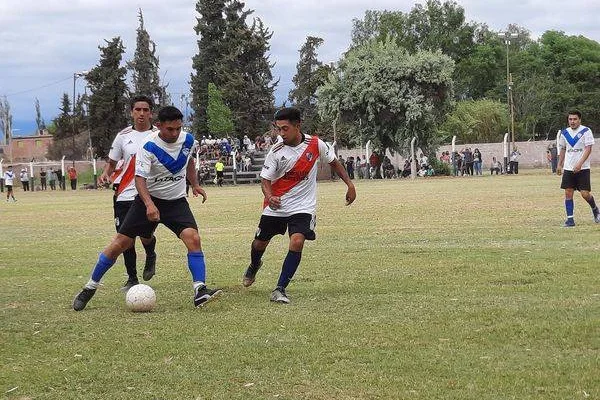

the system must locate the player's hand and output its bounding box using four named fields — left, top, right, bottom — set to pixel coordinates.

left=146, top=203, right=160, bottom=222
left=98, top=173, right=111, bottom=186
left=345, top=185, right=356, bottom=206
left=268, top=195, right=281, bottom=209
left=193, top=186, right=207, bottom=203
left=556, top=167, right=562, bottom=176
left=573, top=165, right=582, bottom=173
